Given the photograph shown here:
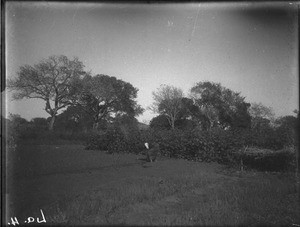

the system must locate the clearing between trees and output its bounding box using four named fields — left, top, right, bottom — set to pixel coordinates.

left=7, top=141, right=300, bottom=226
